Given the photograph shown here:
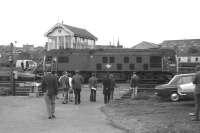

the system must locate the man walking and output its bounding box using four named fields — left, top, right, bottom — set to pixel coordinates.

left=109, top=74, right=116, bottom=101
left=72, top=70, right=83, bottom=105
left=103, top=74, right=111, bottom=104
left=190, top=66, right=200, bottom=121
left=130, top=72, right=139, bottom=98
left=42, top=71, right=58, bottom=119
left=89, top=73, right=98, bottom=102
left=59, top=71, right=70, bottom=104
